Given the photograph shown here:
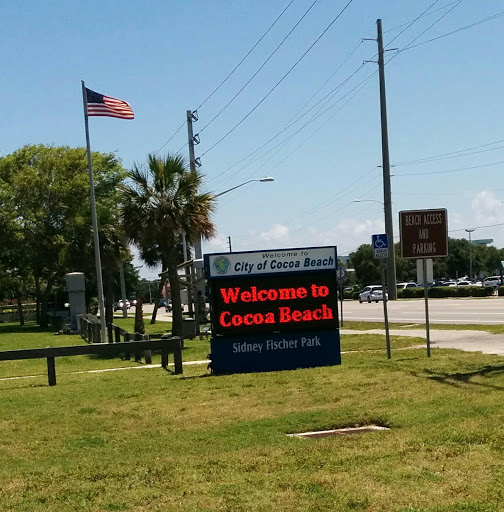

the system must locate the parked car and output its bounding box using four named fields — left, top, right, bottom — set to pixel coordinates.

left=397, top=282, right=417, bottom=290
left=359, top=285, right=386, bottom=303
left=483, top=276, right=502, bottom=288
left=454, top=280, right=480, bottom=287
left=113, top=300, right=131, bottom=311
